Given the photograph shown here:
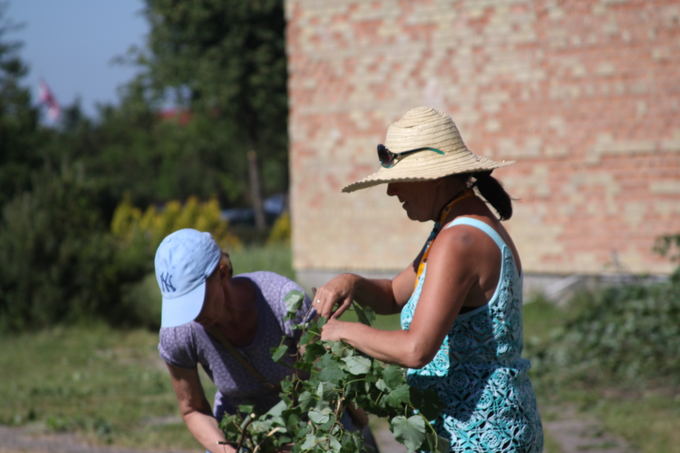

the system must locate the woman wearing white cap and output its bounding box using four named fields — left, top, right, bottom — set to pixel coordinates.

left=315, top=107, right=543, bottom=452
left=154, top=229, right=376, bottom=452
left=154, top=229, right=315, bottom=453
